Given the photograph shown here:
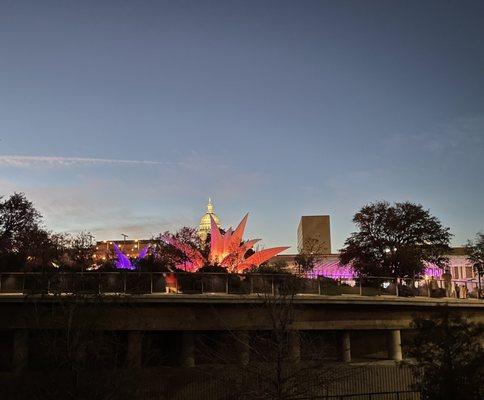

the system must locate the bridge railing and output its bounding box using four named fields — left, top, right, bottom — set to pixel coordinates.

left=0, top=272, right=481, bottom=299
left=320, top=390, right=420, bottom=399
